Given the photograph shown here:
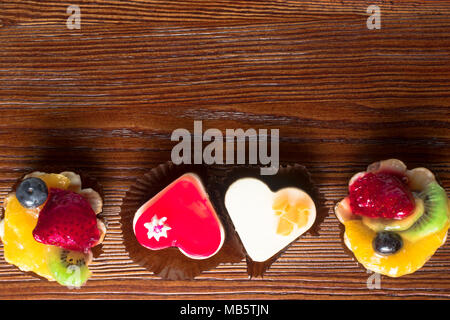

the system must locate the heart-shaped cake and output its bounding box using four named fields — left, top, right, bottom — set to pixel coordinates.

left=225, top=178, right=316, bottom=262
left=133, top=173, right=225, bottom=259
